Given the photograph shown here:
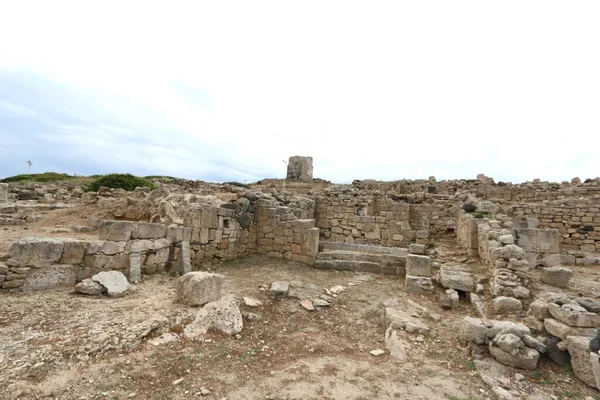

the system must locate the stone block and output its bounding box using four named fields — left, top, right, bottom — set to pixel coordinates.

left=92, top=271, right=130, bottom=297
left=439, top=268, right=475, bottom=292
left=74, top=278, right=107, bottom=295
left=131, top=222, right=166, bottom=239
left=408, top=244, right=426, bottom=255
left=405, top=254, right=431, bottom=277
left=9, top=238, right=65, bottom=268
left=356, top=261, right=381, bottom=273
left=100, top=241, right=126, bottom=256
left=566, top=336, right=597, bottom=388
left=2, top=280, right=24, bottom=289
left=59, top=240, right=88, bottom=265
left=21, top=265, right=77, bottom=291
left=493, top=296, right=522, bottom=313
left=405, top=275, right=433, bottom=293
left=129, top=252, right=141, bottom=283
left=537, top=229, right=560, bottom=253
left=184, top=294, right=243, bottom=338
left=515, top=229, right=538, bottom=252
left=99, top=220, right=134, bottom=241
left=527, top=299, right=551, bottom=320
left=540, top=266, right=573, bottom=288
left=544, top=318, right=597, bottom=340
left=269, top=281, right=289, bottom=299
left=591, top=352, right=600, bottom=391
left=176, top=271, right=224, bottom=306
left=547, top=303, right=600, bottom=328
left=183, top=206, right=219, bottom=229
left=0, top=182, right=8, bottom=202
